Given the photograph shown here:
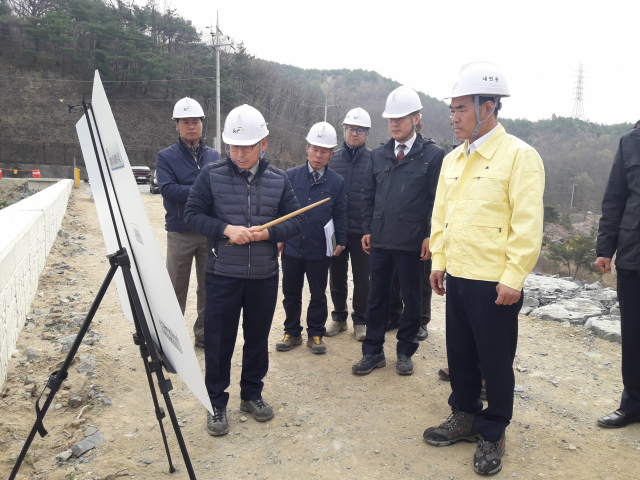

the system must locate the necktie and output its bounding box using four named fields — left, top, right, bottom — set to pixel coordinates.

left=239, top=170, right=251, bottom=182
left=312, top=171, right=321, bottom=183
left=397, top=144, right=406, bottom=161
